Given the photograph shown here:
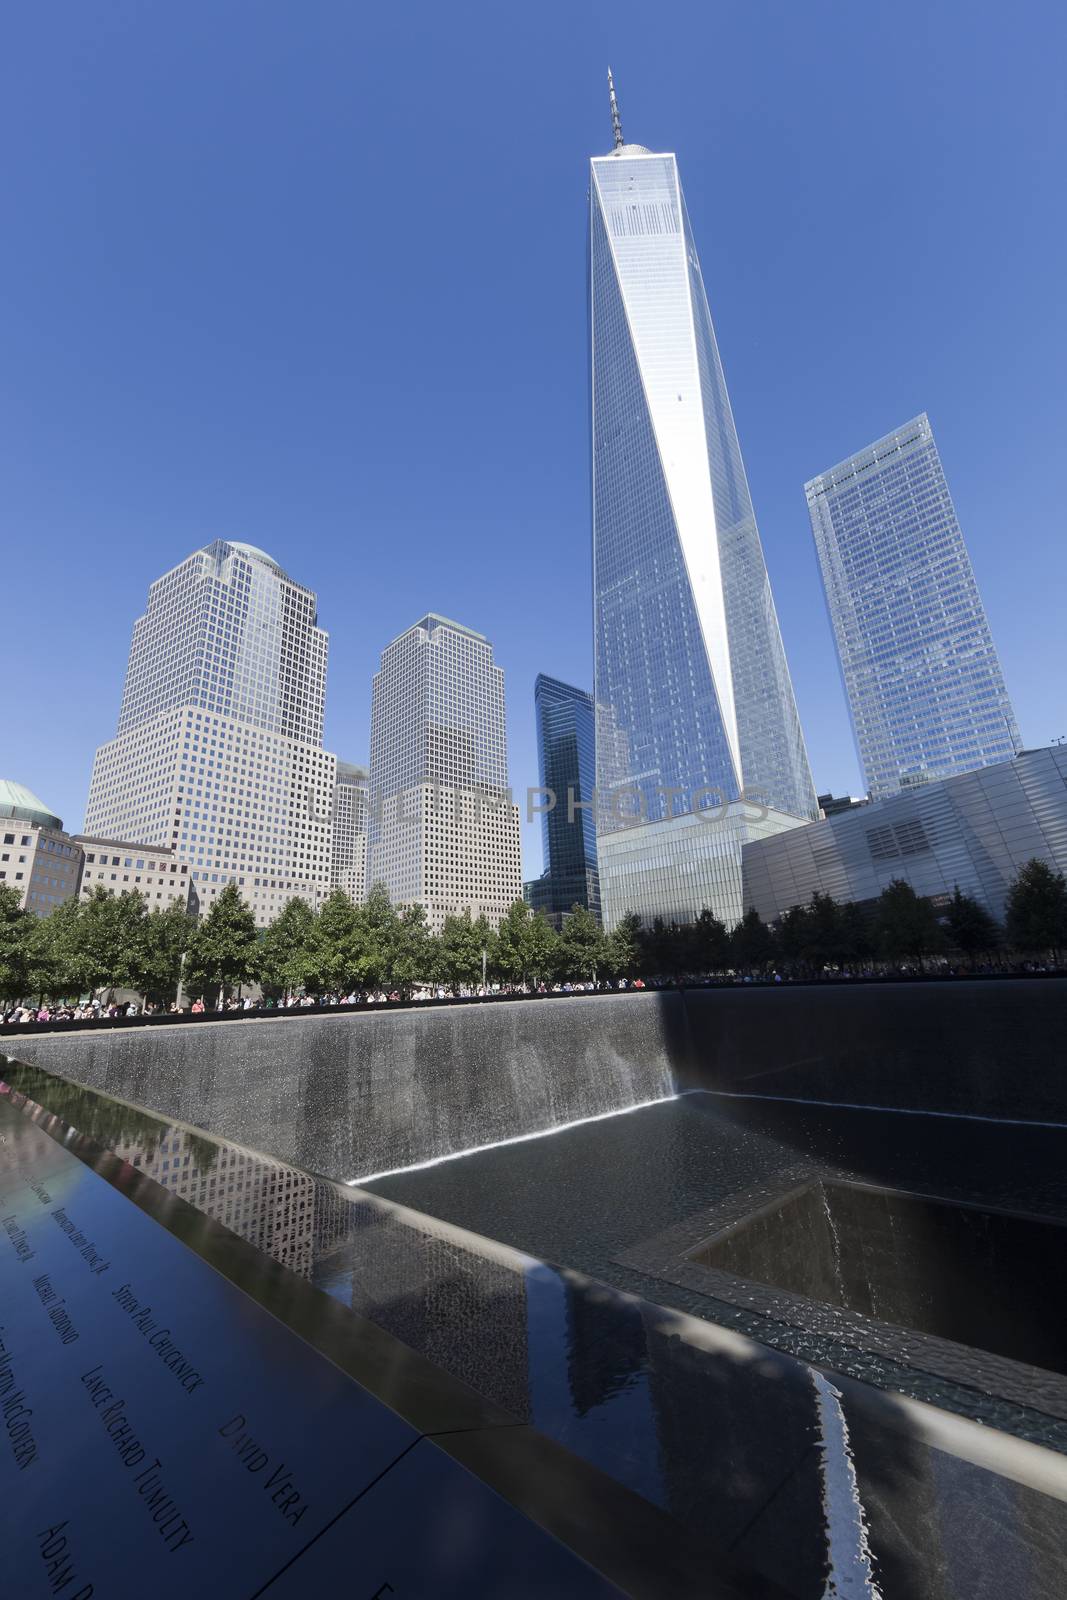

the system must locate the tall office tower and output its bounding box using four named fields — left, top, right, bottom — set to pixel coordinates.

left=590, top=76, right=817, bottom=929
left=332, top=761, right=369, bottom=904
left=367, top=614, right=522, bottom=933
left=85, top=540, right=336, bottom=926
left=525, top=675, right=600, bottom=928
left=806, top=415, right=1022, bottom=801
